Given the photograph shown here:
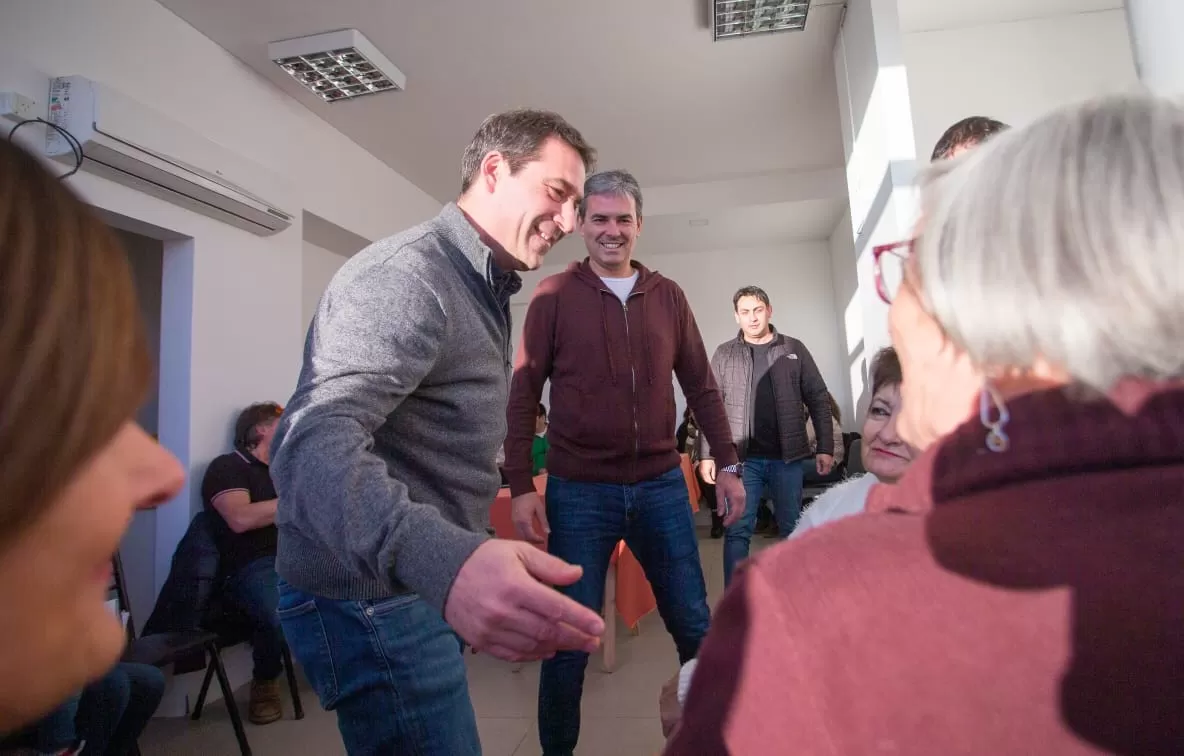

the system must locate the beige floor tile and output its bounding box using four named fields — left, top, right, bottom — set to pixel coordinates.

left=510, top=716, right=667, bottom=756
left=477, top=717, right=533, bottom=756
